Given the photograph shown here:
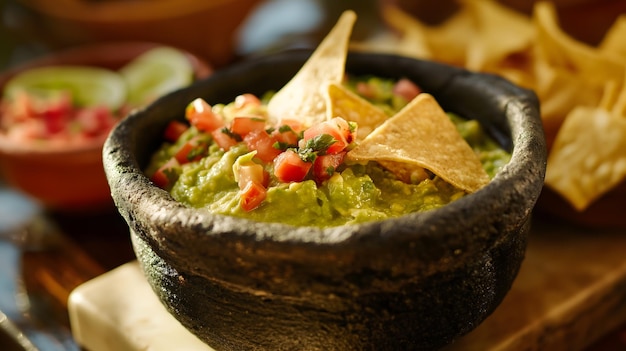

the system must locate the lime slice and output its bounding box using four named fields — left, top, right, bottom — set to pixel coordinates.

left=119, top=46, right=194, bottom=107
left=3, top=66, right=127, bottom=110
